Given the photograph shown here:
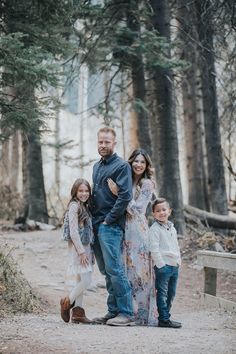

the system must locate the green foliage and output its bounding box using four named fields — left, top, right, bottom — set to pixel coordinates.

left=0, top=31, right=62, bottom=138
left=0, top=0, right=189, bottom=136
left=0, top=0, right=80, bottom=139
left=75, top=2, right=187, bottom=71
left=133, top=98, right=149, bottom=115
left=96, top=102, right=115, bottom=126
left=0, top=33, right=61, bottom=89
left=69, top=0, right=188, bottom=121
